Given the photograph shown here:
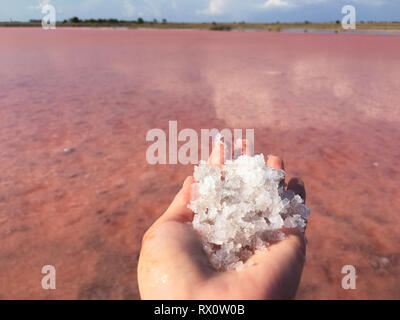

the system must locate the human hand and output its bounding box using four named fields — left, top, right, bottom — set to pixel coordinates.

left=138, top=141, right=307, bottom=299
